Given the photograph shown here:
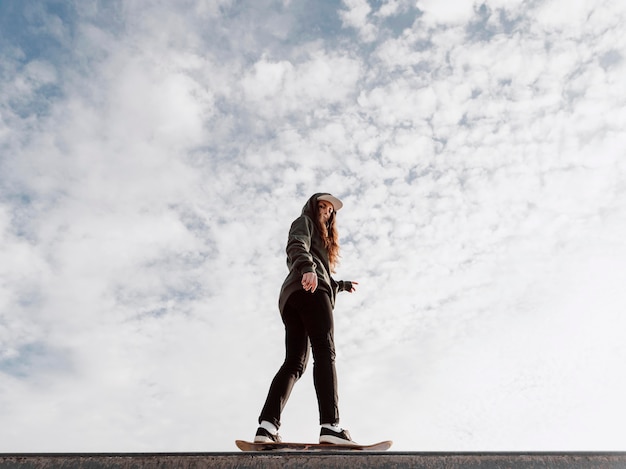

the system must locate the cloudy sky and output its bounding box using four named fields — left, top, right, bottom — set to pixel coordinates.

left=1, top=0, right=626, bottom=453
